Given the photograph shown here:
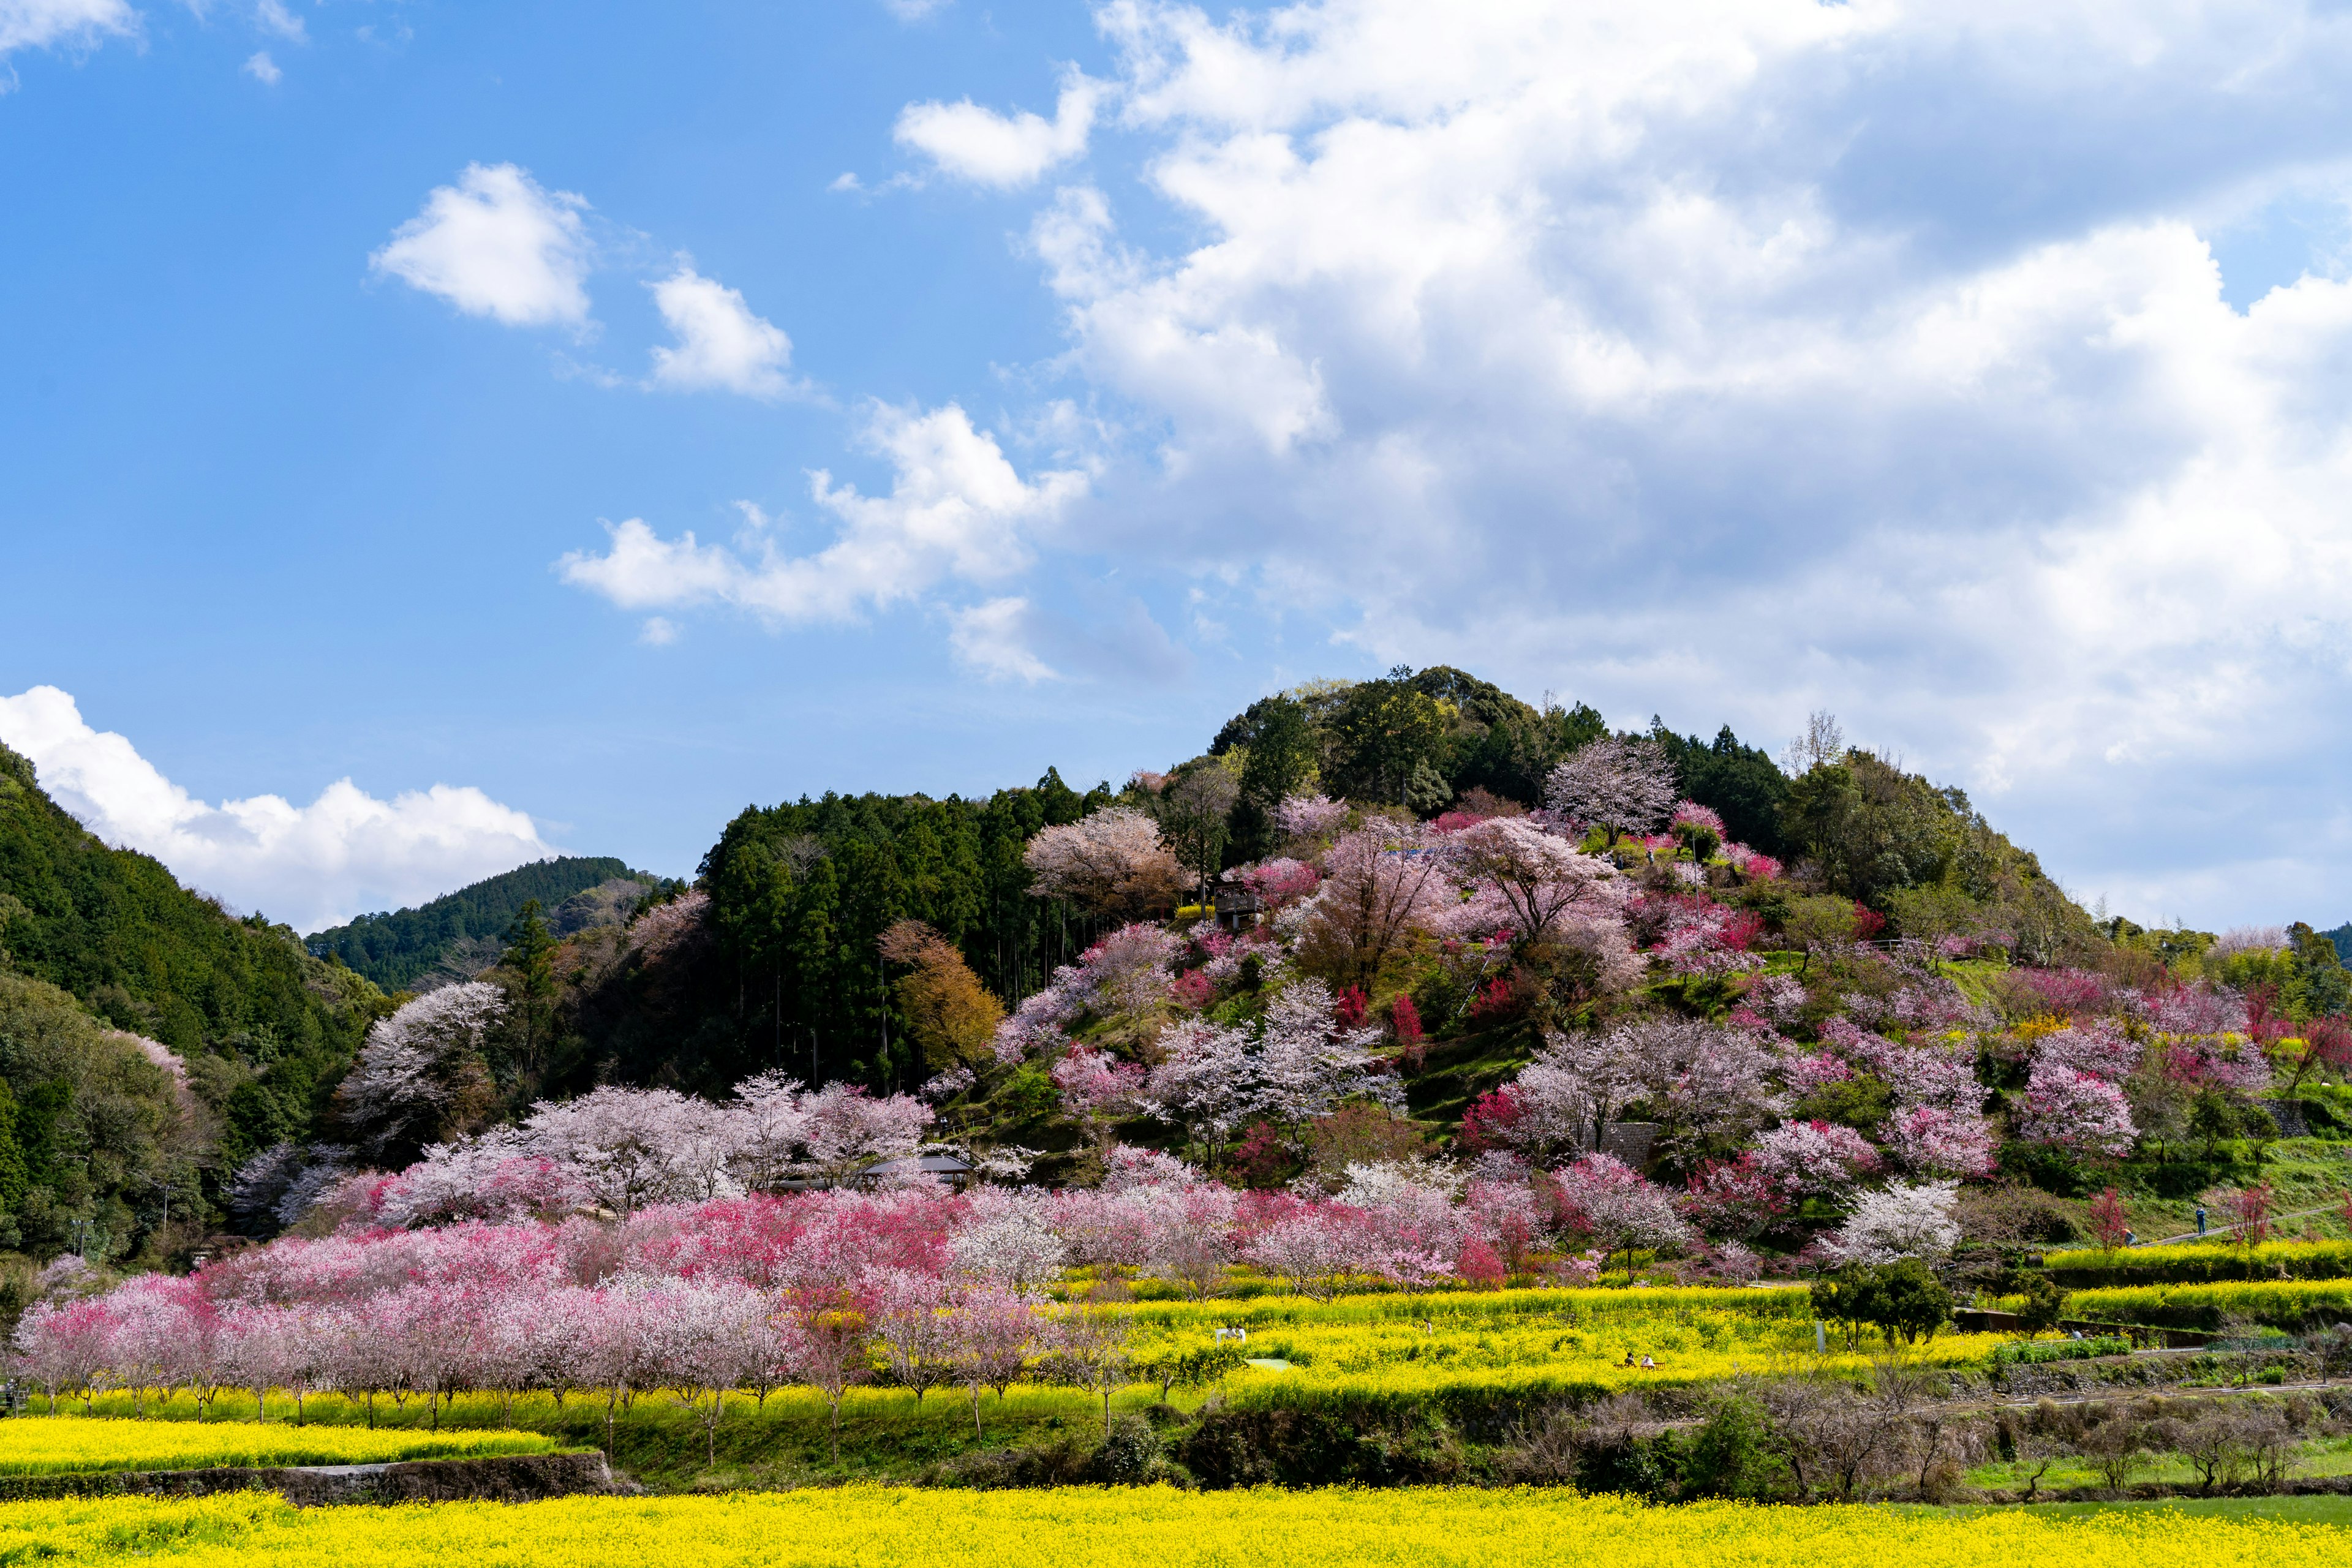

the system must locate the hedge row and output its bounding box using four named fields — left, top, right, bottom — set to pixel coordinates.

left=2039, top=1239, right=2352, bottom=1289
